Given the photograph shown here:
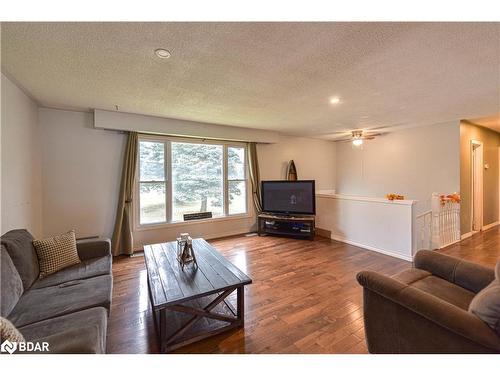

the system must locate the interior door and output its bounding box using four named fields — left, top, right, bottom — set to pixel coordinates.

left=472, top=142, right=483, bottom=232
